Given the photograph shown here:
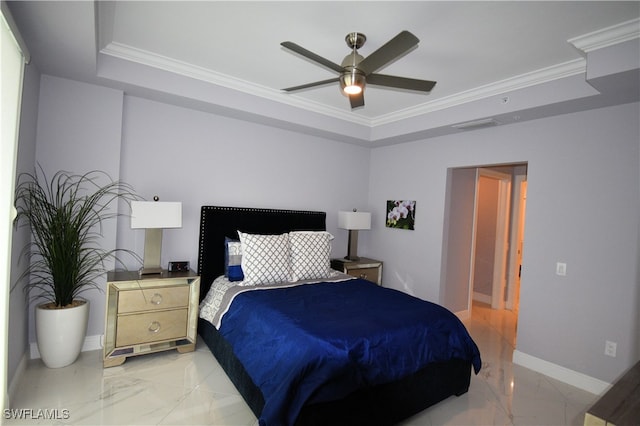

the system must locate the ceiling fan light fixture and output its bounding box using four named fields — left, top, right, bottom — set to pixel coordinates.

left=340, top=70, right=365, bottom=95
left=344, top=84, right=362, bottom=95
